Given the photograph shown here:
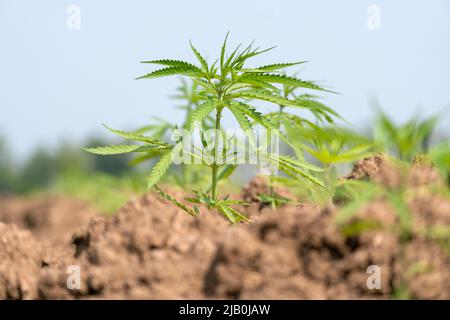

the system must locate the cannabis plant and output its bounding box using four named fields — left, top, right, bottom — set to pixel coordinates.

left=372, top=107, right=441, bottom=161
left=86, top=35, right=337, bottom=223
